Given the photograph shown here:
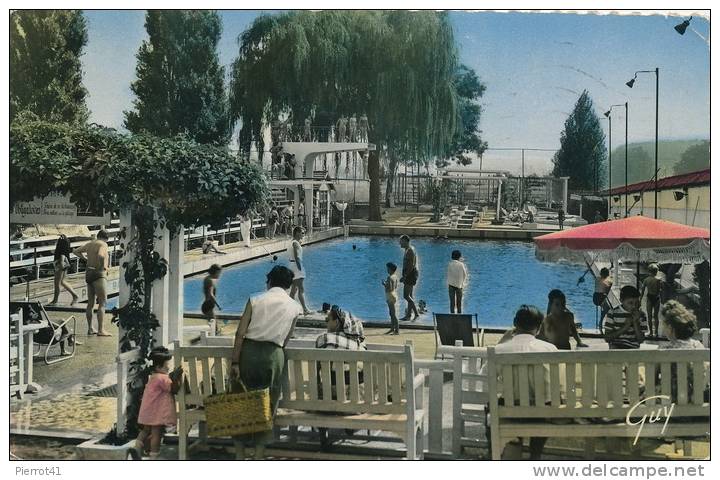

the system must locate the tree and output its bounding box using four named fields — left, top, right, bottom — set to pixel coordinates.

left=551, top=90, right=607, bottom=192
left=124, top=11, right=231, bottom=144
left=9, top=10, right=89, bottom=124
left=674, top=140, right=710, bottom=175
left=229, top=11, right=461, bottom=217
left=437, top=64, right=488, bottom=168
left=610, top=145, right=653, bottom=187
